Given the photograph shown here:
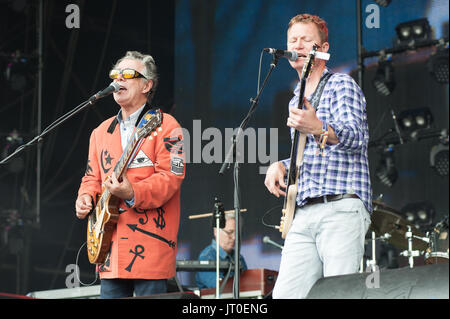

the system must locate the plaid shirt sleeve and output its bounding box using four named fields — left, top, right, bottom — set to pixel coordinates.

left=329, top=74, right=368, bottom=153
